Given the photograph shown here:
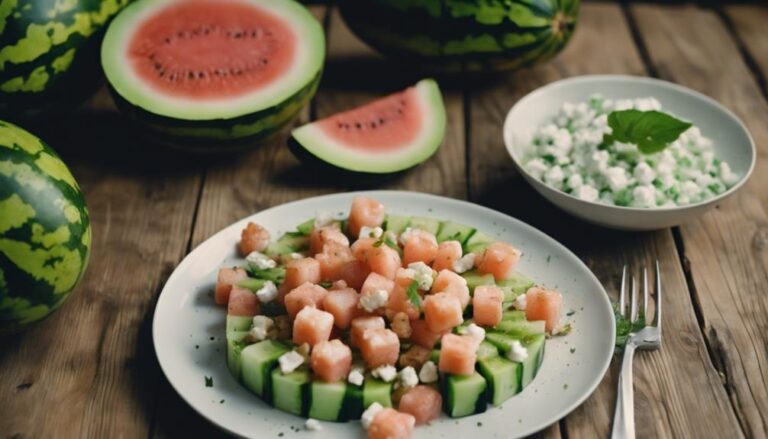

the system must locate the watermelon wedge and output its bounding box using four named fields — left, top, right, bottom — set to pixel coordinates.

left=101, top=0, right=325, bottom=150
left=290, top=79, right=446, bottom=173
